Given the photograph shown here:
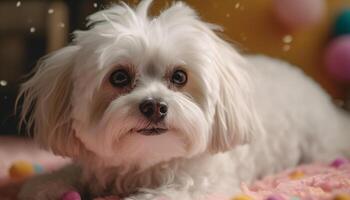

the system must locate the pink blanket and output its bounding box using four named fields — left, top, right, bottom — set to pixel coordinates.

left=92, top=159, right=350, bottom=200
left=0, top=137, right=349, bottom=200
left=240, top=159, right=350, bottom=200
